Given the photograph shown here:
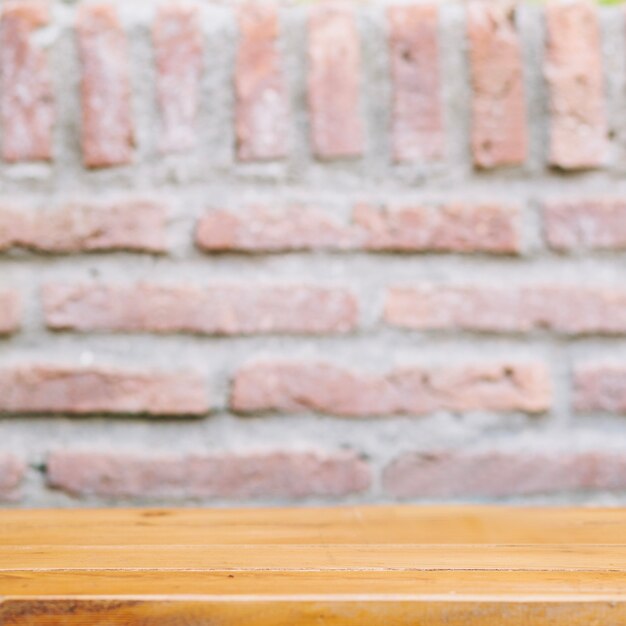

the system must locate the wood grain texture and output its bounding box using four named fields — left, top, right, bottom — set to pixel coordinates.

left=1, top=506, right=625, bottom=625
